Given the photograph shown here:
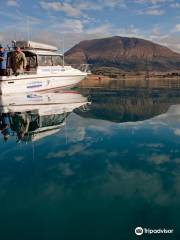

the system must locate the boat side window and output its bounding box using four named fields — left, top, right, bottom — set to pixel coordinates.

left=38, top=55, right=53, bottom=66
left=23, top=51, right=37, bottom=70
left=52, top=56, right=63, bottom=66
left=26, top=56, right=37, bottom=68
